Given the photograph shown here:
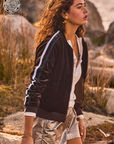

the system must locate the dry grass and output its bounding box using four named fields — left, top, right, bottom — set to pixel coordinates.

left=83, top=61, right=113, bottom=115
left=84, top=123, right=114, bottom=143
left=0, top=15, right=34, bottom=117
